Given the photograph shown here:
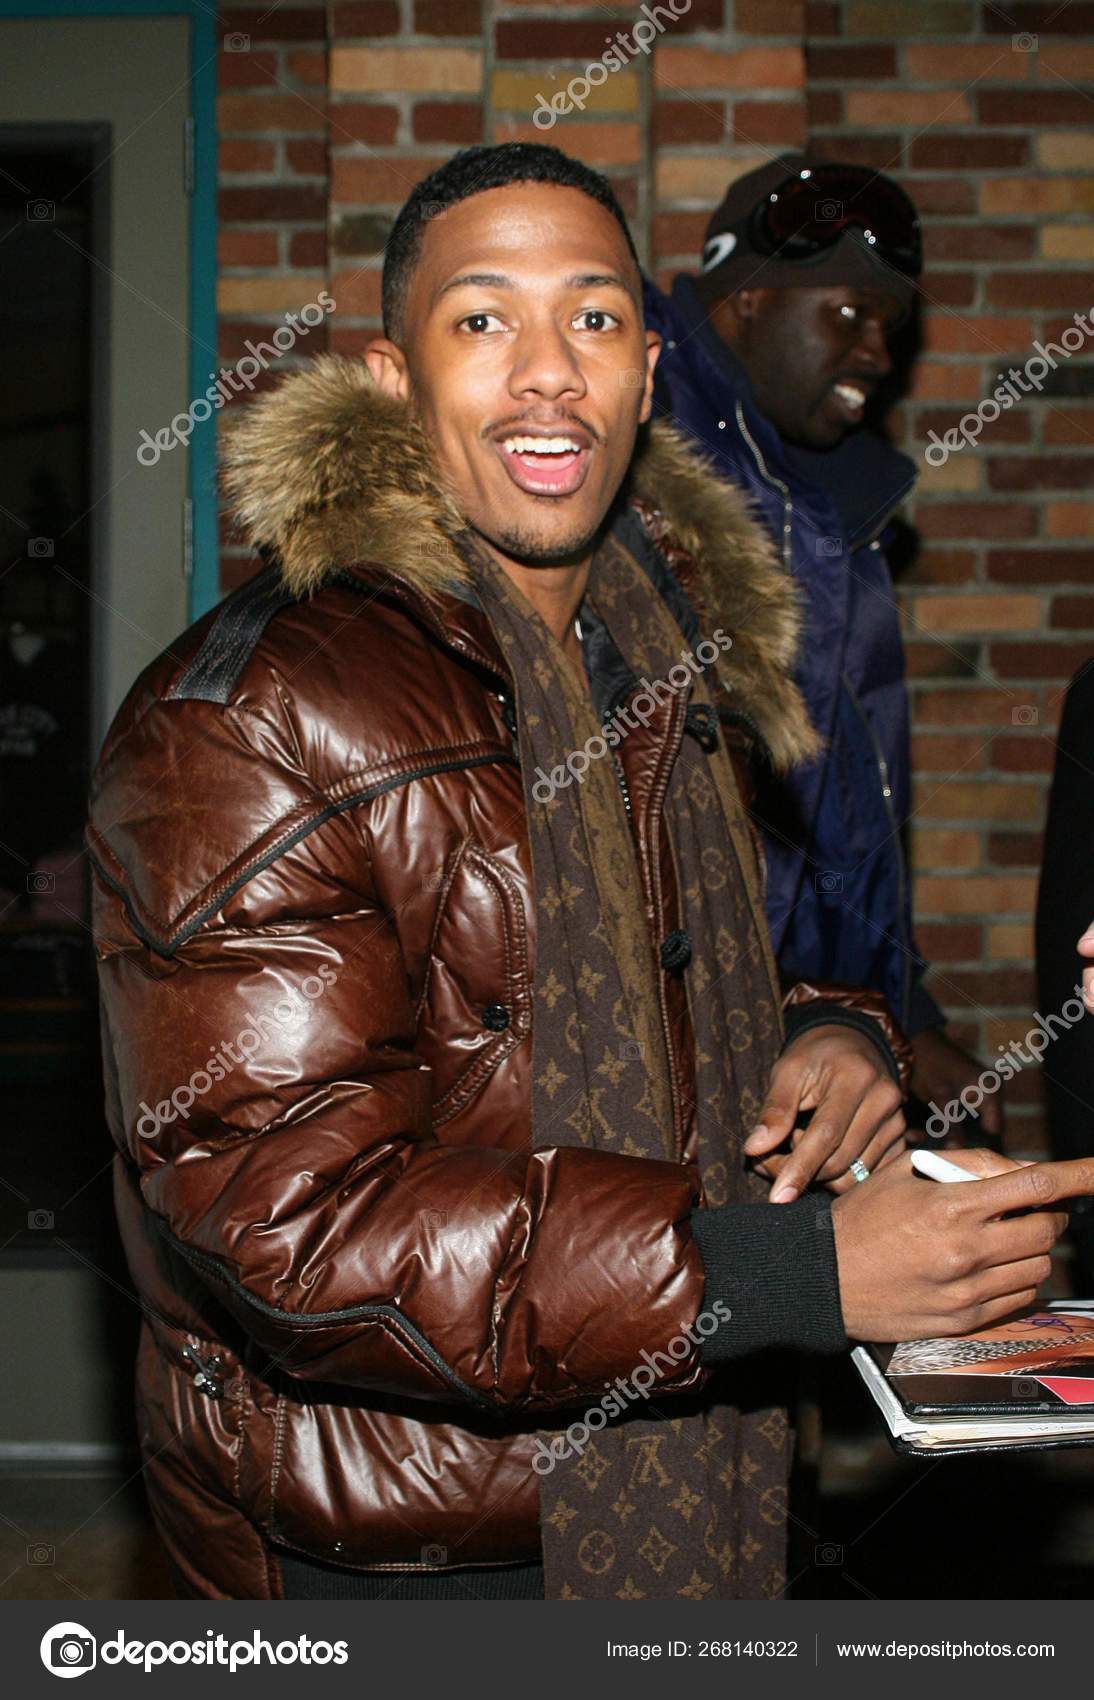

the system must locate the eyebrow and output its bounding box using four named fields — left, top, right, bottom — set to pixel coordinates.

left=432, top=270, right=640, bottom=311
